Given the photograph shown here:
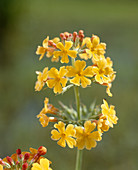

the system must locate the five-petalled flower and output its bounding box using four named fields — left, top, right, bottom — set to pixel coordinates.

left=51, top=121, right=76, bottom=148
